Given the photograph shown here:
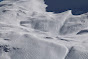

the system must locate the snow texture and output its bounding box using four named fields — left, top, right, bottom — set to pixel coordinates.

left=0, top=0, right=88, bottom=59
